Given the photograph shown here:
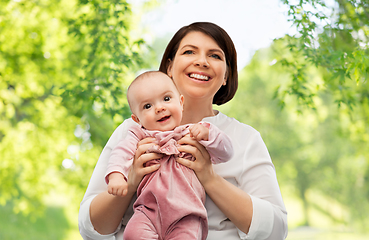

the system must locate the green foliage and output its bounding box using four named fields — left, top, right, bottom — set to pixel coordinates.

left=274, top=2, right=369, bottom=229
left=0, top=0, right=149, bottom=218
left=216, top=41, right=369, bottom=231
left=279, top=0, right=369, bottom=111
left=1, top=0, right=368, bottom=236
left=0, top=203, right=70, bottom=240
left=62, top=0, right=143, bottom=118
